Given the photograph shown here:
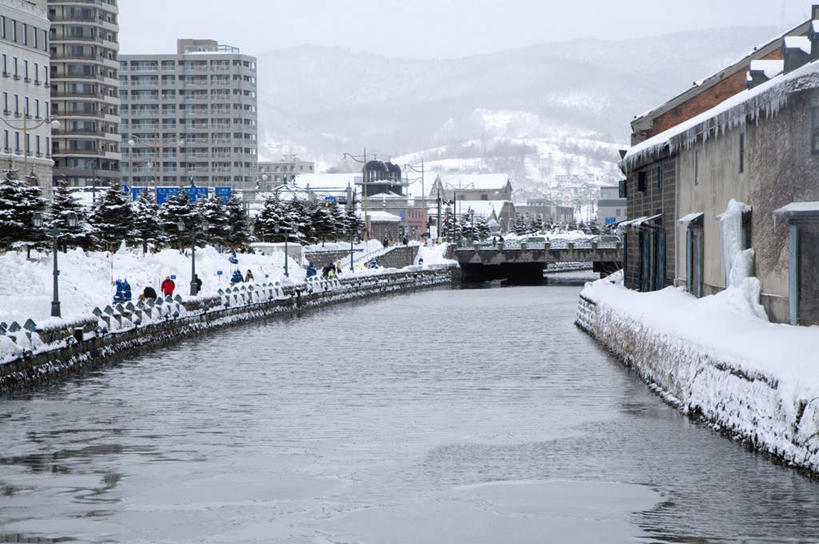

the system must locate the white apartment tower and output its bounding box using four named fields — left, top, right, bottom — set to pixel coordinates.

left=0, top=0, right=53, bottom=189
left=47, top=0, right=121, bottom=189
left=119, top=39, right=258, bottom=190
